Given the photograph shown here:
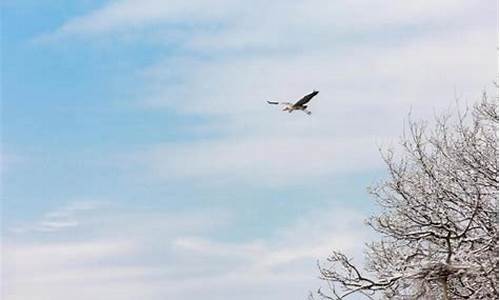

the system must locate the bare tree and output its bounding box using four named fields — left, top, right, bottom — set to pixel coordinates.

left=314, top=92, right=498, bottom=300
